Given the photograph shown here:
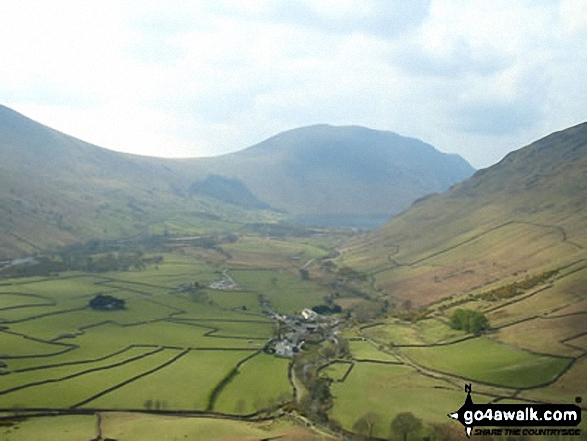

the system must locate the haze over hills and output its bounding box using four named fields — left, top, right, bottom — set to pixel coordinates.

left=0, top=105, right=274, bottom=258
left=0, top=105, right=474, bottom=257
left=342, top=122, right=587, bottom=307
left=180, top=125, right=475, bottom=227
